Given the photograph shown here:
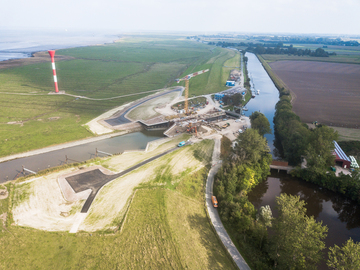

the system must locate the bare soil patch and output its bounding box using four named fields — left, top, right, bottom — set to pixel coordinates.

left=12, top=168, right=85, bottom=231
left=269, top=61, right=360, bottom=128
